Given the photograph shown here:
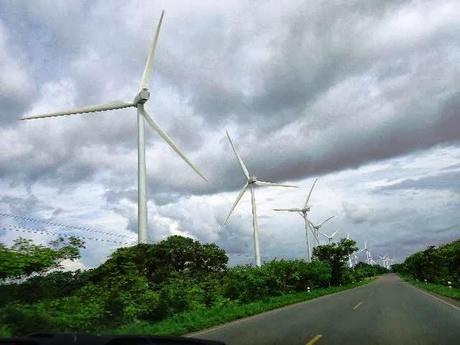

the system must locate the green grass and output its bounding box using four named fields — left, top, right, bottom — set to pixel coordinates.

left=108, top=278, right=374, bottom=336
left=400, top=275, right=460, bottom=300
